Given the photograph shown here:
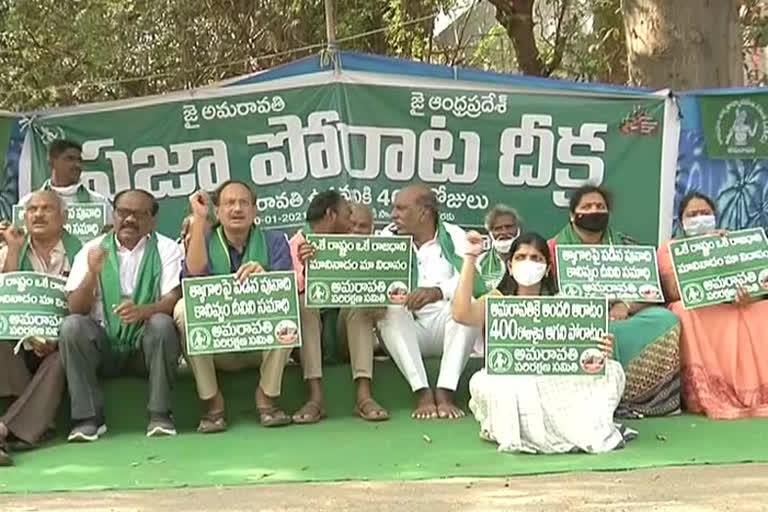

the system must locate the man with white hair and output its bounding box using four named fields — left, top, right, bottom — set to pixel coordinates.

left=0, top=190, right=82, bottom=465
left=476, top=204, right=521, bottom=291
